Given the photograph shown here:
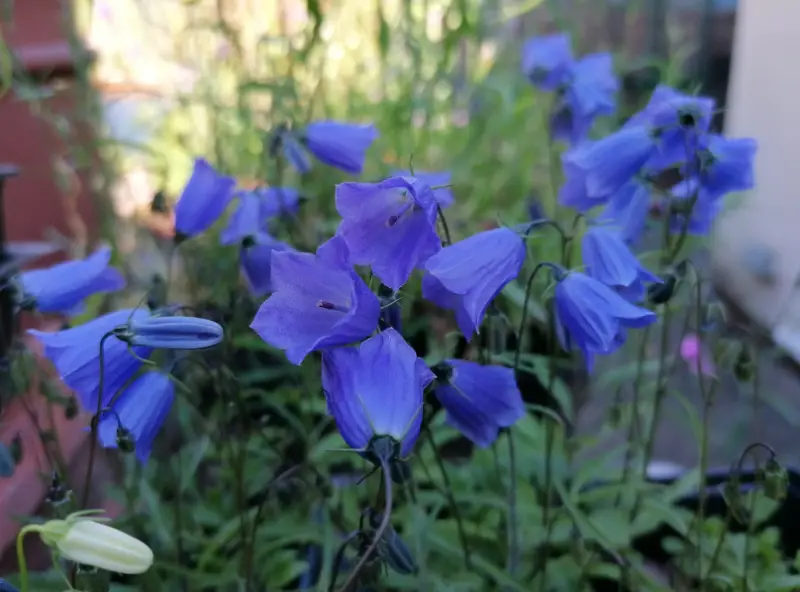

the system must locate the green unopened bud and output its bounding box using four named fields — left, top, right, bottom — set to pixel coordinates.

left=762, top=458, right=788, bottom=502
left=733, top=345, right=754, bottom=382
left=648, top=274, right=677, bottom=305
left=723, top=479, right=750, bottom=525
left=116, top=427, right=136, bottom=454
